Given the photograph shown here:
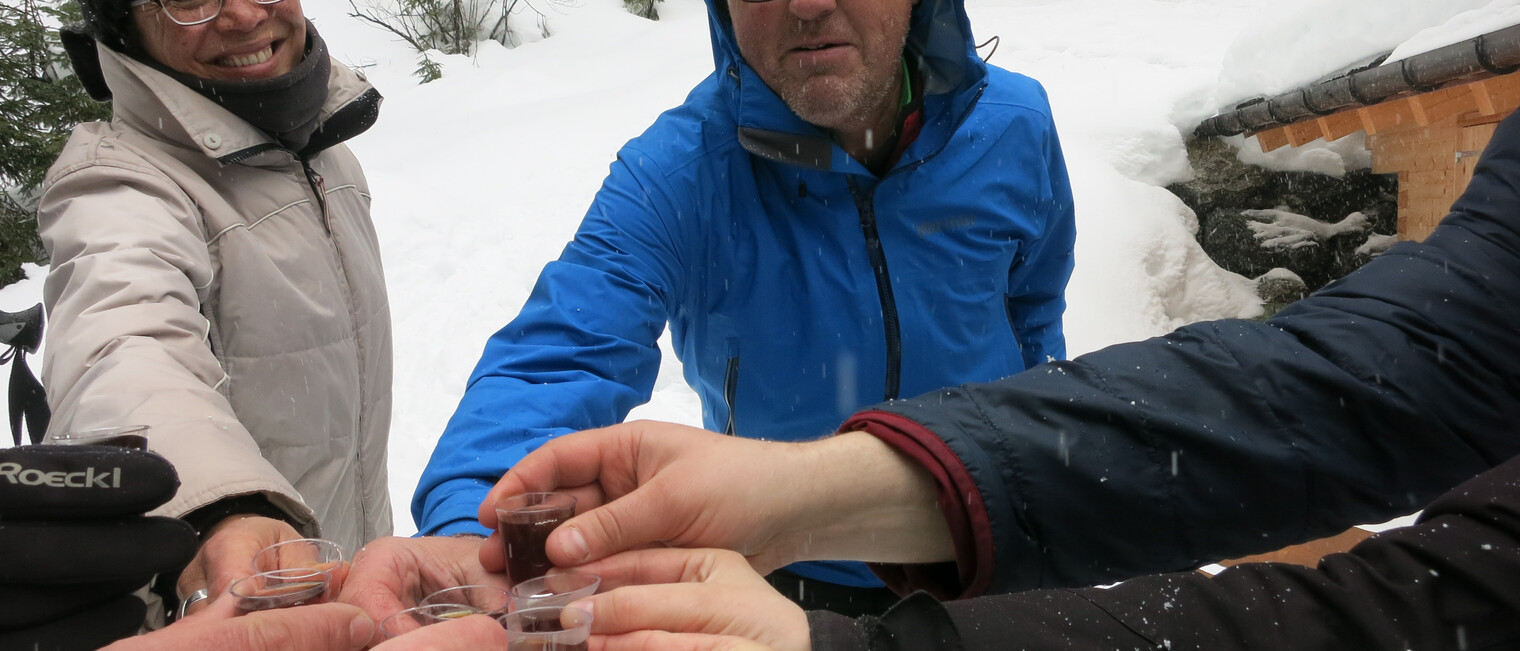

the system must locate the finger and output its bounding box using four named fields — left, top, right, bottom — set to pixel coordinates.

left=478, top=530, right=505, bottom=573
left=0, top=593, right=145, bottom=650
left=582, top=583, right=759, bottom=638
left=182, top=593, right=241, bottom=621
left=475, top=427, right=627, bottom=528
left=578, top=579, right=805, bottom=651
left=104, top=603, right=373, bottom=651
left=569, top=548, right=746, bottom=591
left=0, top=517, right=195, bottom=583
left=336, top=540, right=416, bottom=624
left=570, top=550, right=799, bottom=648
left=325, top=561, right=352, bottom=596
left=0, top=446, right=179, bottom=518
left=372, top=614, right=507, bottom=650
left=571, top=547, right=732, bottom=587
left=195, top=517, right=301, bottom=605
left=176, top=557, right=211, bottom=612
left=595, top=631, right=777, bottom=651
